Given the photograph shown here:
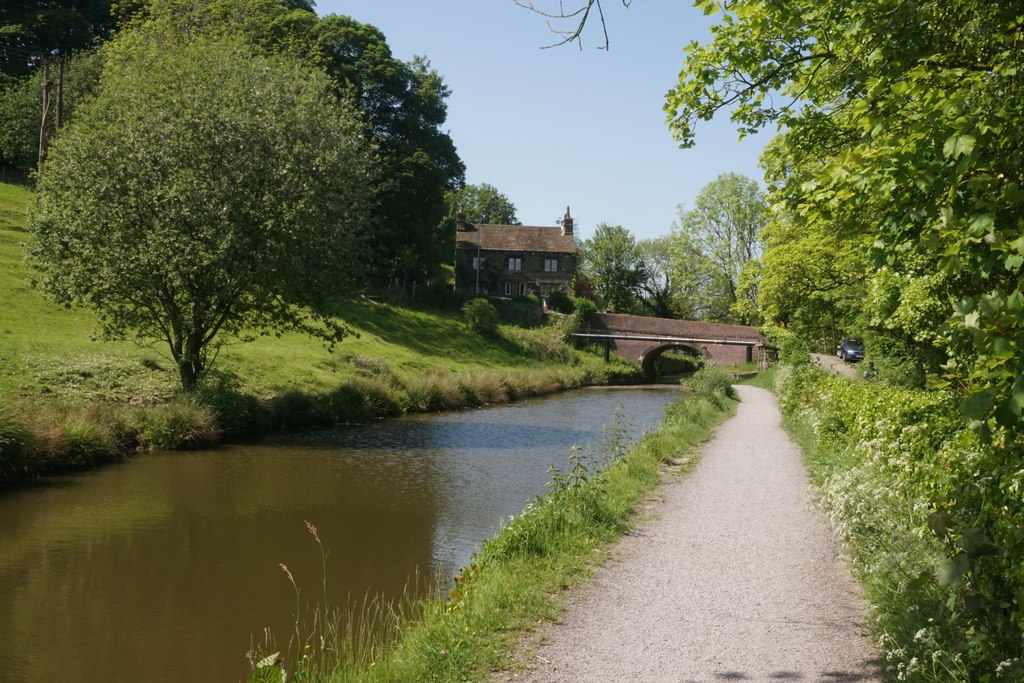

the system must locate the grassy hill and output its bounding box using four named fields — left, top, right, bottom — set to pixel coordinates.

left=0, top=181, right=621, bottom=404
